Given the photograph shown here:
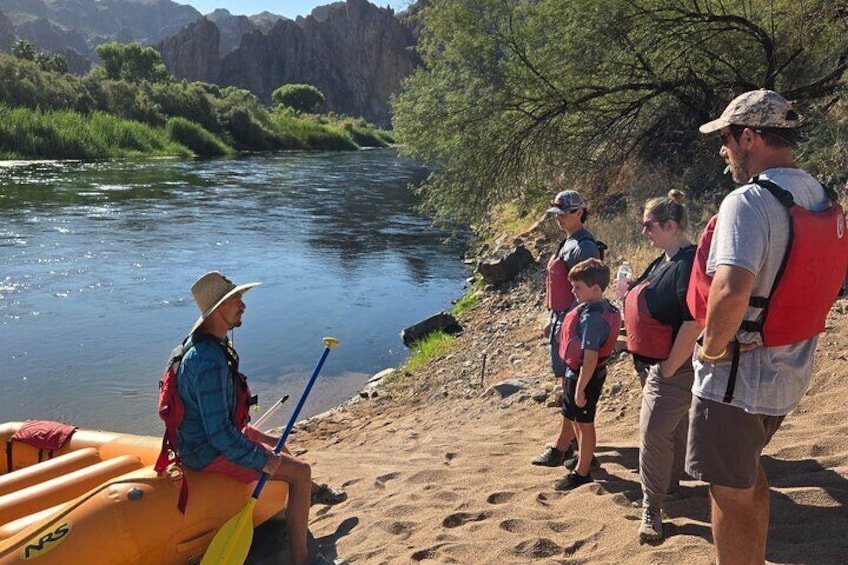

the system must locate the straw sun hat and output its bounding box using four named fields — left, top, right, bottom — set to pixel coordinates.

left=190, top=271, right=260, bottom=334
